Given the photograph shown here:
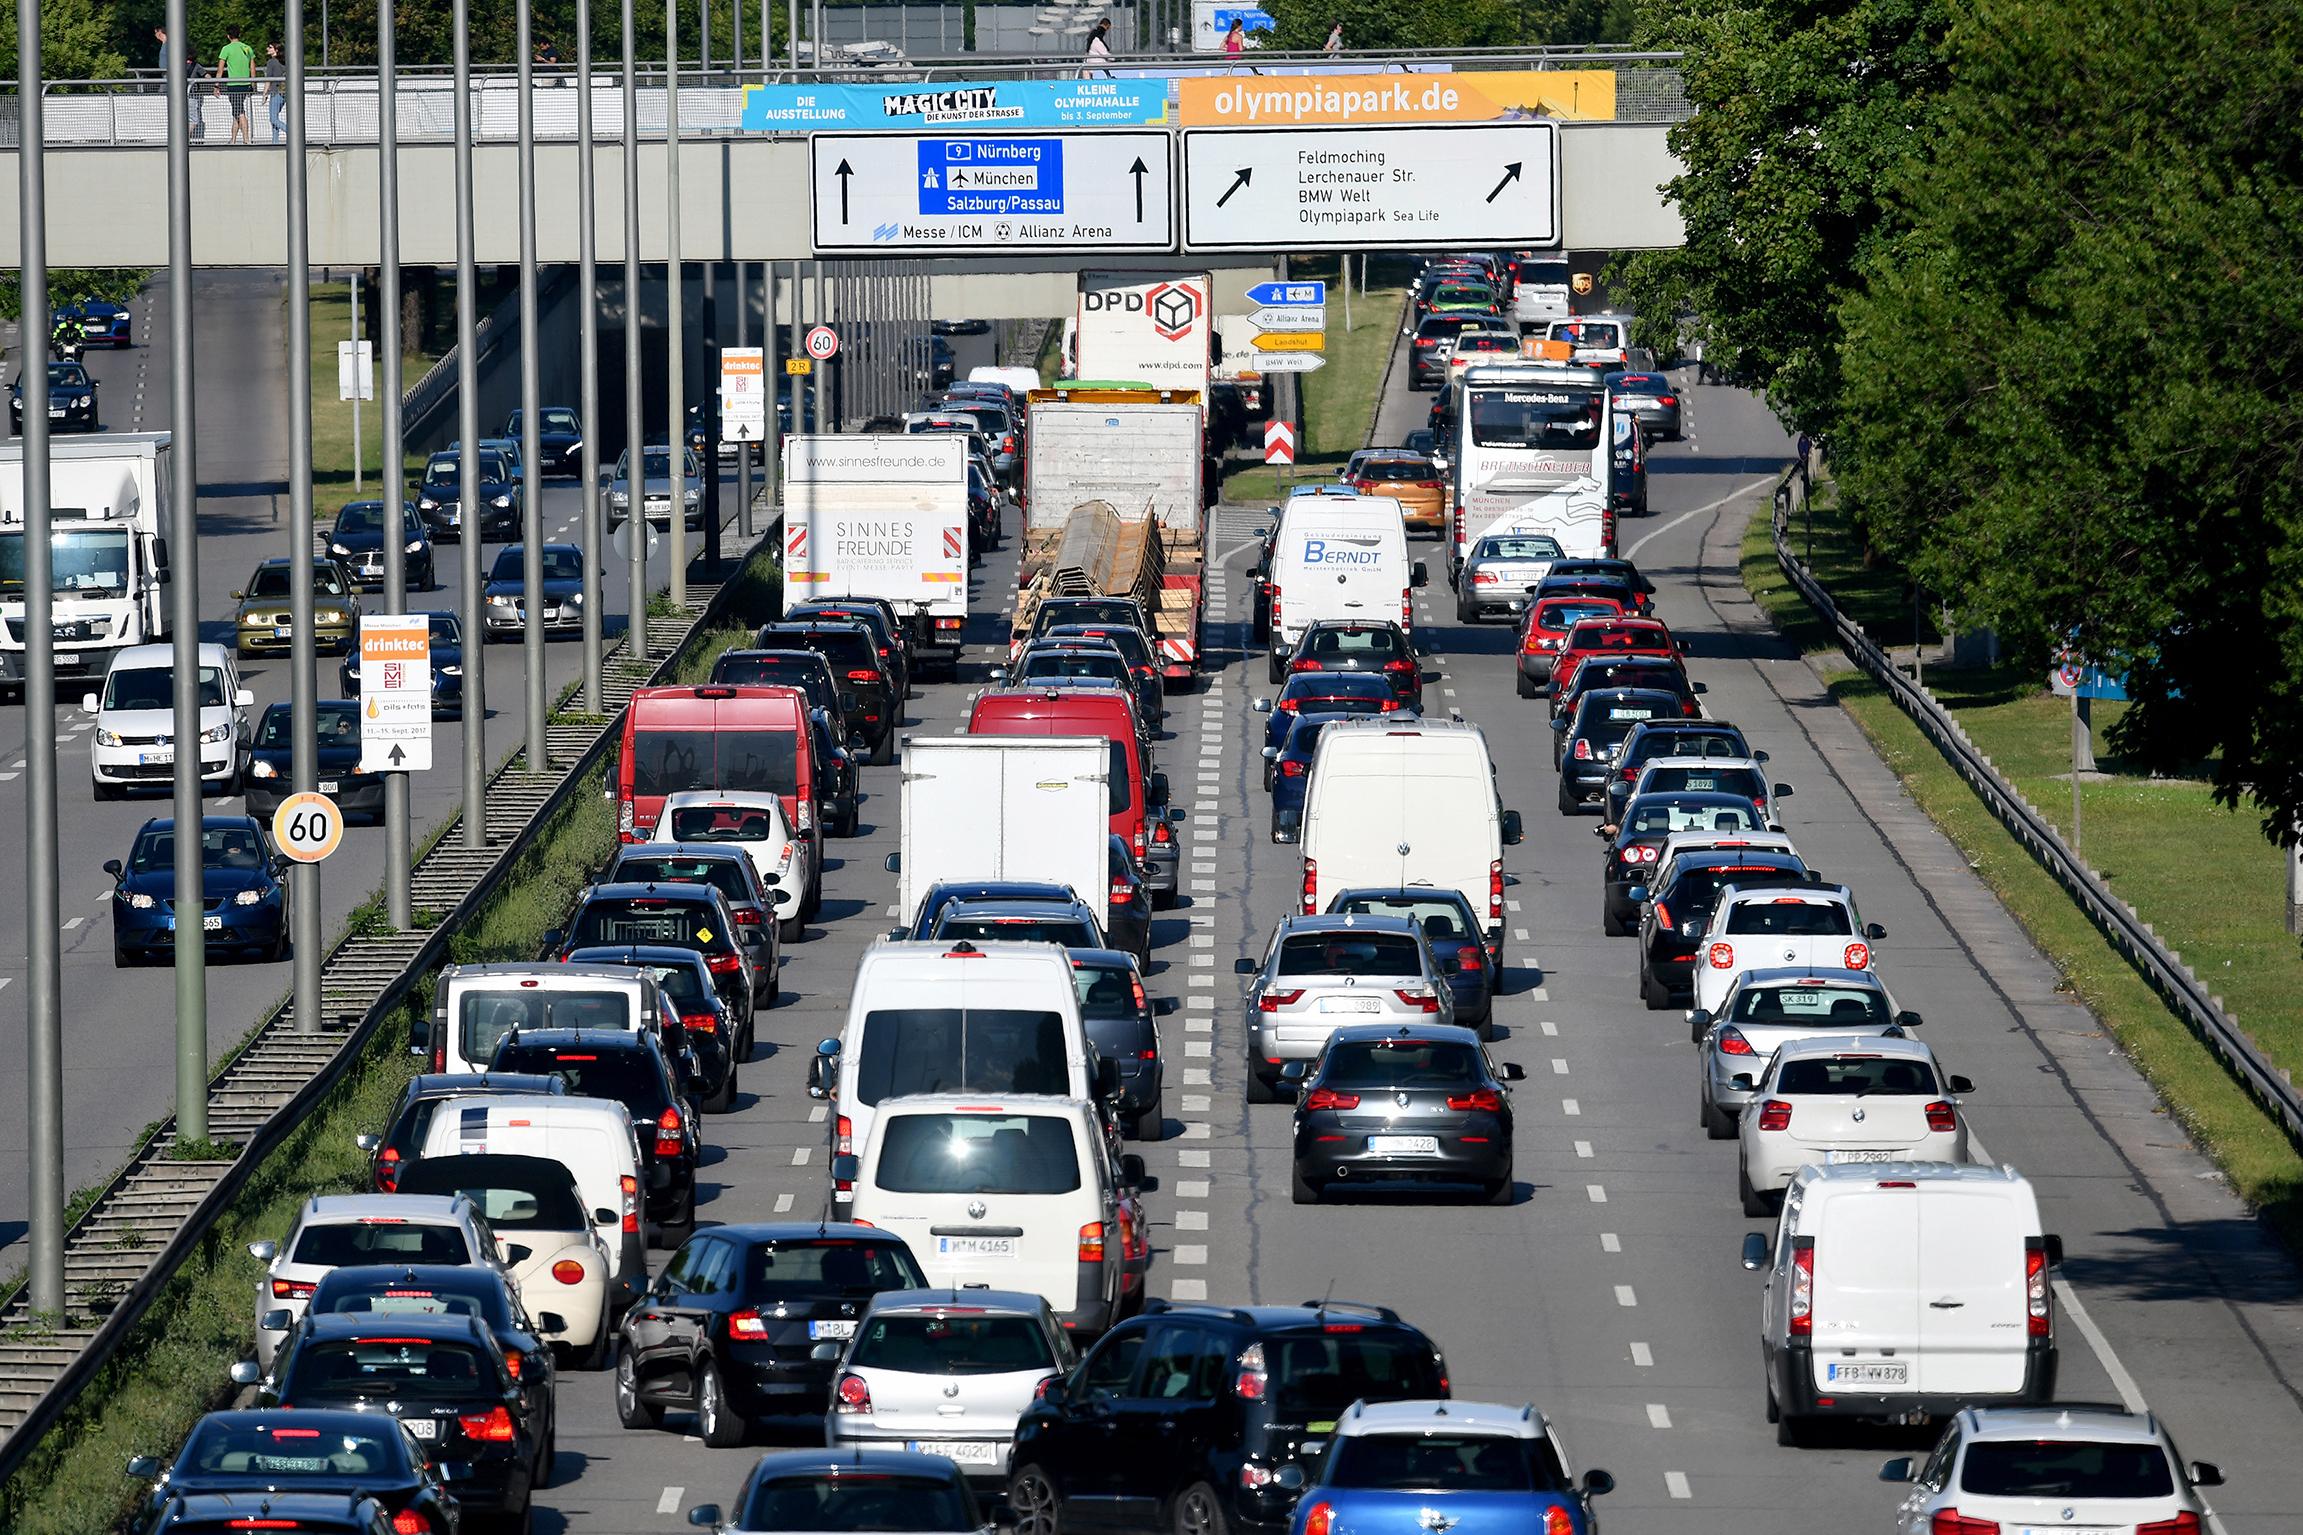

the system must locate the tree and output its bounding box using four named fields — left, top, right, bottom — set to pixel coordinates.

left=1267, top=0, right=1525, bottom=53
left=0, top=270, right=154, bottom=325
left=0, top=0, right=131, bottom=81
